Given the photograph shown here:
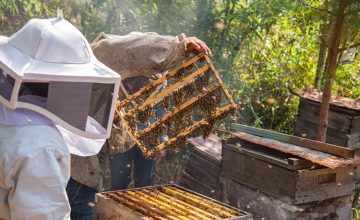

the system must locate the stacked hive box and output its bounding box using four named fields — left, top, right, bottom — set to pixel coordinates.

left=179, top=134, right=222, bottom=200
left=294, top=89, right=360, bottom=184
left=221, top=125, right=357, bottom=220
left=295, top=89, right=360, bottom=148
left=221, top=178, right=352, bottom=220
